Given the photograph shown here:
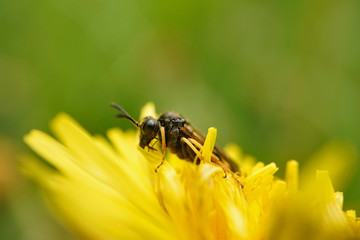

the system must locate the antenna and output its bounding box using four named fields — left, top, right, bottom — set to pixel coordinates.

left=110, top=102, right=140, bottom=128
